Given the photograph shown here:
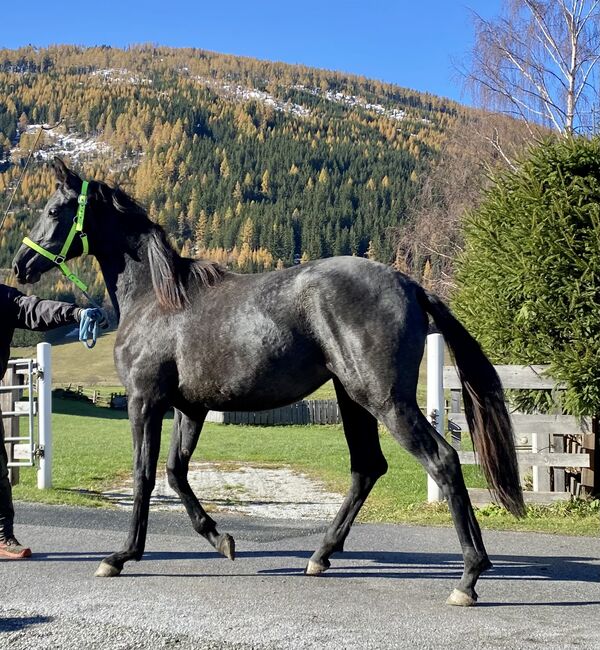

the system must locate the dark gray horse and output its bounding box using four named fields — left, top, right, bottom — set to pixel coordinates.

left=13, top=158, right=524, bottom=606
